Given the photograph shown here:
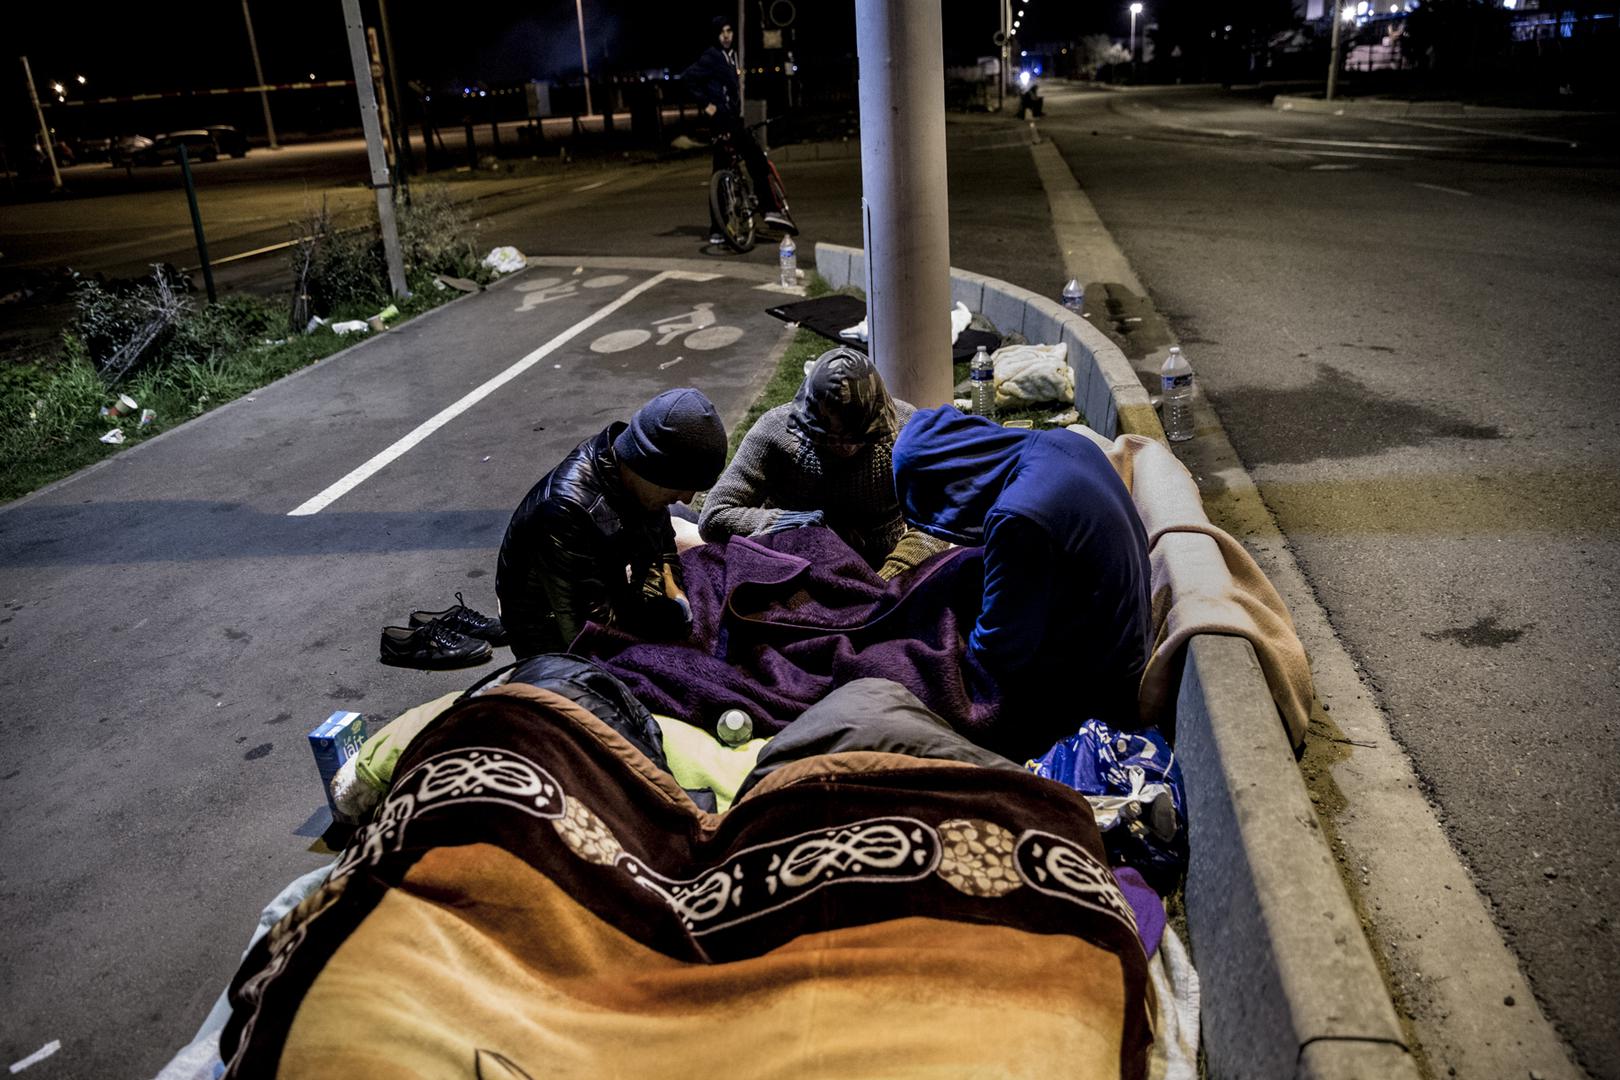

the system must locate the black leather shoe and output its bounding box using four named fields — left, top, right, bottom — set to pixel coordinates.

left=380, top=621, right=493, bottom=668
left=408, top=591, right=508, bottom=646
